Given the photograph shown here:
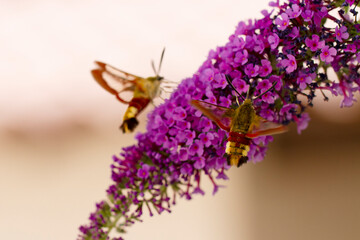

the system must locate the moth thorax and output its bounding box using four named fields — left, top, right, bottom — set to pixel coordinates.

left=231, top=100, right=256, bottom=133
left=147, top=76, right=162, bottom=81
left=144, top=77, right=161, bottom=98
